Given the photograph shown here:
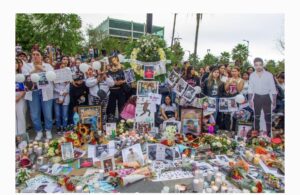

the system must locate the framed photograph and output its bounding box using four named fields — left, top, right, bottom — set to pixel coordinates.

left=155, top=62, right=166, bottom=75
left=167, top=70, right=180, bottom=87
left=78, top=158, right=93, bottom=168
left=147, top=144, right=157, bottom=161
left=95, top=144, right=109, bottom=159
left=135, top=96, right=155, bottom=124
left=102, top=157, right=115, bottom=173
left=105, top=123, right=116, bottom=136
left=172, top=146, right=181, bottom=160
left=124, top=68, right=136, bottom=83
left=162, top=120, right=181, bottom=134
left=207, top=97, right=217, bottom=112
left=135, top=122, right=154, bottom=134
left=174, top=78, right=188, bottom=96
left=144, top=65, right=155, bottom=80
left=192, top=97, right=208, bottom=109
left=181, top=108, right=202, bottom=136
left=16, top=133, right=30, bottom=150
left=122, top=143, right=144, bottom=165
left=137, top=80, right=159, bottom=97
left=219, top=98, right=229, bottom=112
left=237, top=124, right=252, bottom=138
left=165, top=147, right=174, bottom=161
left=61, top=142, right=74, bottom=161
left=78, top=106, right=102, bottom=130
left=182, top=85, right=196, bottom=102
left=228, top=98, right=238, bottom=112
